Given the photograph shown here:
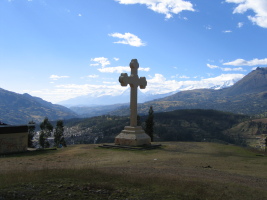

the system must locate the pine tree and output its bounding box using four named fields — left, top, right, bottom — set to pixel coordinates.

left=145, top=106, right=154, bottom=142
left=28, top=120, right=35, bottom=148
left=38, top=132, right=46, bottom=149
left=54, top=120, right=67, bottom=148
left=39, top=117, right=53, bottom=148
